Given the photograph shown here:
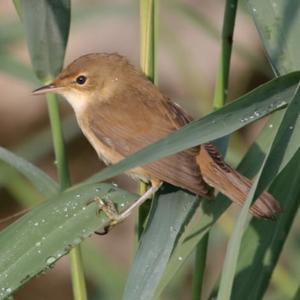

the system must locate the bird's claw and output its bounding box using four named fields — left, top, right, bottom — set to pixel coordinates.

left=87, top=196, right=127, bottom=234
